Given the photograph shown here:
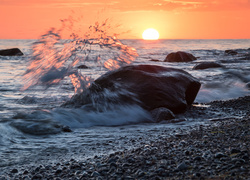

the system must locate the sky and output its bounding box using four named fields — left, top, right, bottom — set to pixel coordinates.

left=0, top=0, right=250, bottom=39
